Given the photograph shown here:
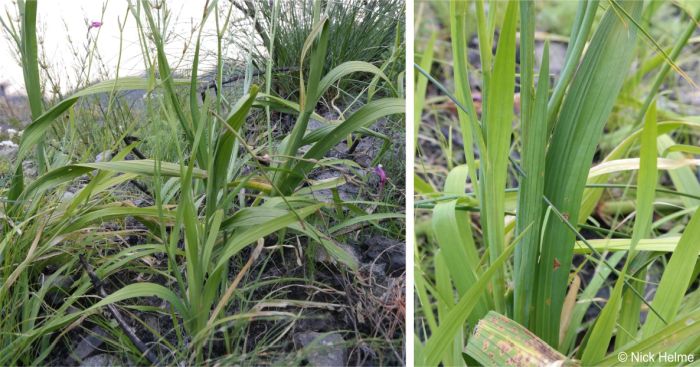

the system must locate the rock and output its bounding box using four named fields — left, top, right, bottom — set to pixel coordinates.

left=306, top=118, right=325, bottom=132
left=71, top=326, right=108, bottom=362
left=294, top=312, right=335, bottom=333
left=535, top=41, right=567, bottom=75
left=44, top=274, right=74, bottom=306
left=22, top=160, right=37, bottom=178
left=79, top=354, right=121, bottom=367
left=676, top=86, right=700, bottom=114
left=0, top=140, right=18, bottom=159
left=60, top=191, right=76, bottom=203
left=295, top=331, right=347, bottom=367
left=95, top=150, right=113, bottom=163
left=362, top=235, right=405, bottom=276
left=308, top=170, right=360, bottom=202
